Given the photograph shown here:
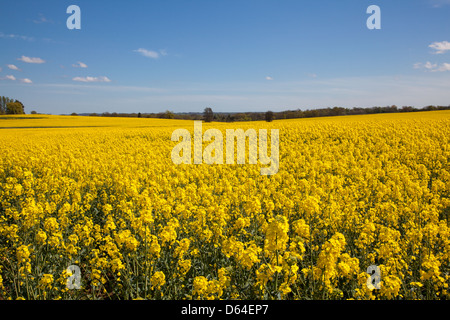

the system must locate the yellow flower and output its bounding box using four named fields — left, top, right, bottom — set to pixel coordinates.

left=13, top=184, right=23, bottom=196
left=39, top=274, right=54, bottom=290
left=218, top=268, right=230, bottom=288
left=16, top=245, right=31, bottom=263
left=313, top=232, right=346, bottom=291
left=115, top=229, right=139, bottom=251
left=68, top=234, right=78, bottom=244
left=256, top=264, right=276, bottom=290
left=380, top=275, right=402, bottom=299
left=239, top=243, right=262, bottom=270
left=264, top=215, right=289, bottom=254
left=337, top=253, right=360, bottom=278
left=234, top=217, right=250, bottom=230
left=178, top=259, right=191, bottom=275
left=110, top=258, right=125, bottom=273
left=279, top=282, right=292, bottom=297
left=193, top=276, right=208, bottom=296
left=420, top=253, right=442, bottom=282
left=292, top=219, right=310, bottom=241
left=159, top=225, right=177, bottom=245
left=48, top=234, right=61, bottom=248
left=65, top=244, right=78, bottom=256
left=150, top=271, right=166, bottom=290
left=148, top=235, right=161, bottom=257
left=35, top=230, right=48, bottom=245
left=43, top=217, right=59, bottom=233
left=173, top=238, right=191, bottom=258
left=410, top=281, right=423, bottom=287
